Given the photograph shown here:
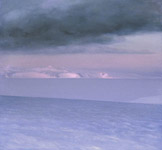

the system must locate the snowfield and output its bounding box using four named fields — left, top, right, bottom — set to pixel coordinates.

left=1, top=79, right=162, bottom=104
left=0, top=96, right=162, bottom=150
